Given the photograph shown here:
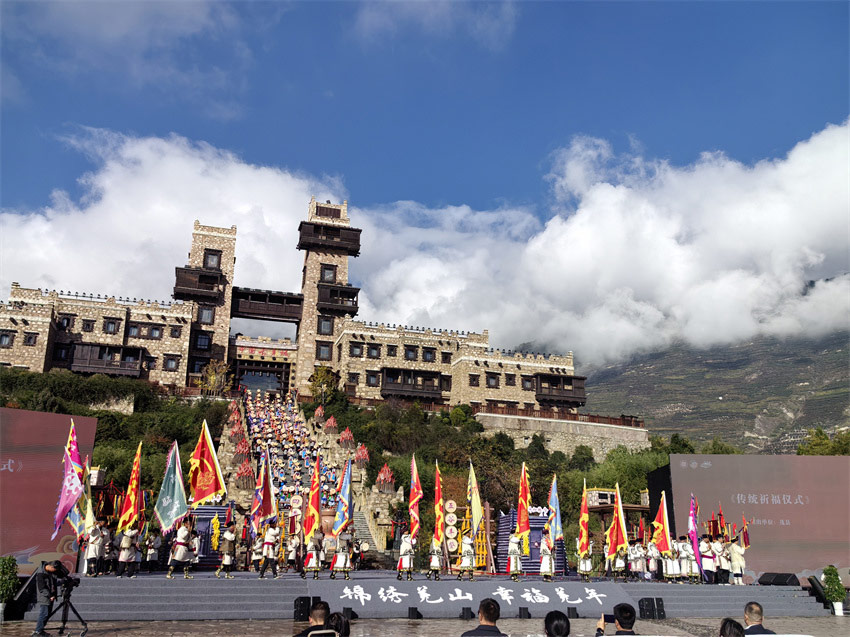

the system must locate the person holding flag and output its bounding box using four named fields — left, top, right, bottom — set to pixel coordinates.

left=728, top=535, right=747, bottom=585
left=605, top=483, right=628, bottom=581
left=397, top=455, right=422, bottom=581
left=167, top=518, right=195, bottom=580
left=258, top=520, right=282, bottom=579
left=330, top=460, right=354, bottom=580
left=84, top=518, right=107, bottom=577
left=577, top=479, right=594, bottom=582
left=507, top=533, right=523, bottom=582
left=301, top=453, right=323, bottom=580
left=116, top=522, right=140, bottom=578
left=427, top=460, right=444, bottom=581
left=216, top=521, right=238, bottom=579
left=539, top=526, right=555, bottom=582
left=650, top=490, right=672, bottom=583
